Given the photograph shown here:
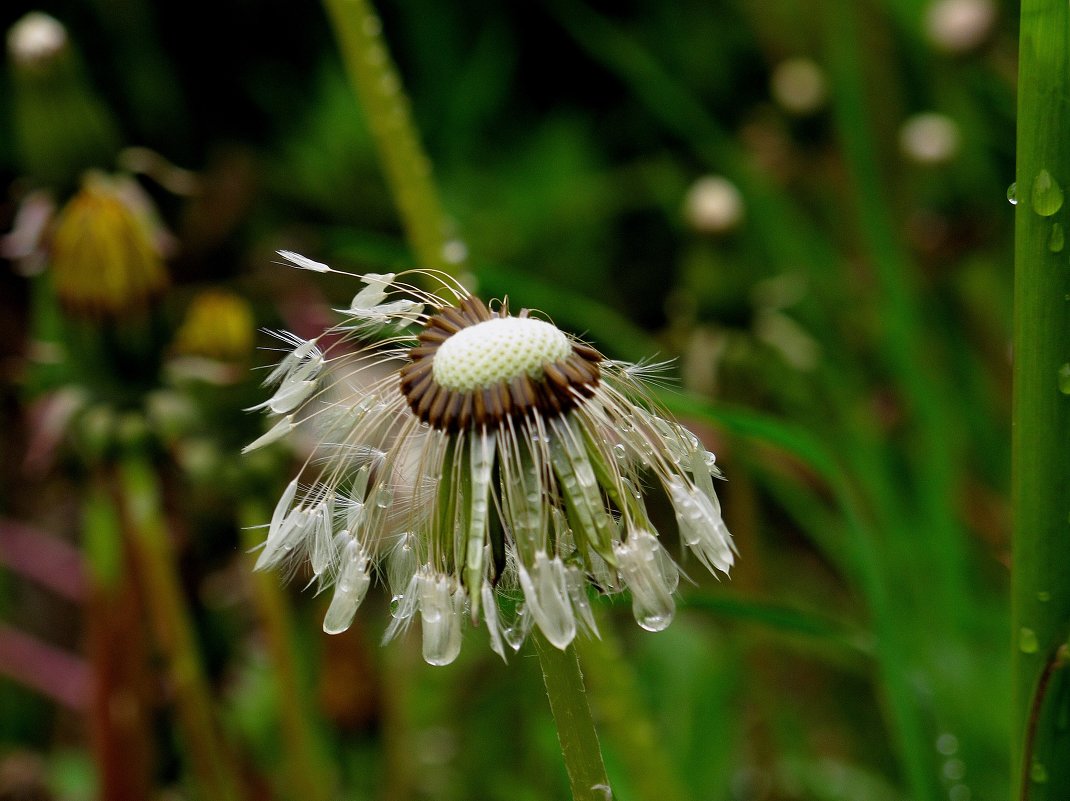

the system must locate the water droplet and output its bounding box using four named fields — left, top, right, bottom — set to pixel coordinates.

left=1031, top=759, right=1048, bottom=784
left=936, top=732, right=959, bottom=755
left=1058, top=363, right=1070, bottom=395
left=362, top=15, right=382, bottom=36
left=612, top=443, right=627, bottom=461
left=1050, top=222, right=1065, bottom=252
left=1020, top=627, right=1039, bottom=653
left=1007, top=182, right=1018, bottom=205
left=1038, top=590, right=1052, bottom=602
left=442, top=240, right=468, bottom=264
left=636, top=611, right=673, bottom=632
left=365, top=43, right=386, bottom=66
left=376, top=485, right=394, bottom=509
left=591, top=783, right=614, bottom=801
left=943, top=758, right=966, bottom=781
left=380, top=73, right=400, bottom=95
left=949, top=785, right=971, bottom=801
left=1032, top=169, right=1064, bottom=216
